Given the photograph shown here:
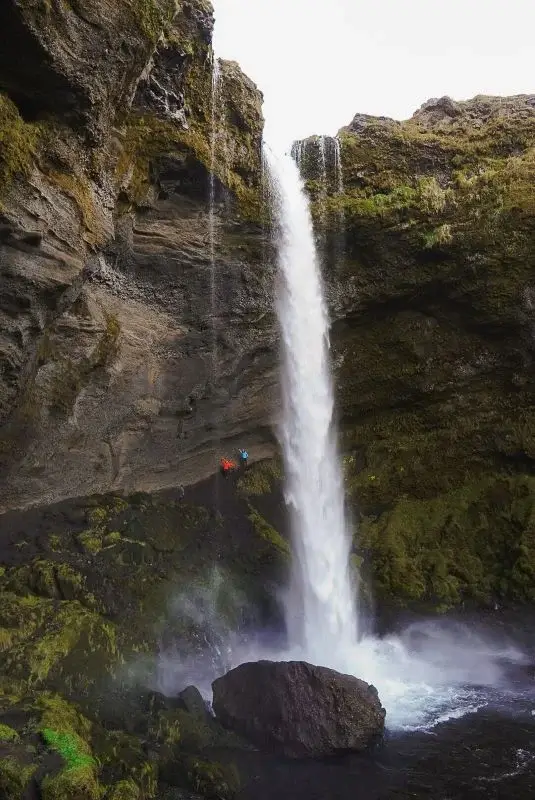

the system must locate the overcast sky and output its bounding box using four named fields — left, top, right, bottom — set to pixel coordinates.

left=212, top=0, right=534, bottom=147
